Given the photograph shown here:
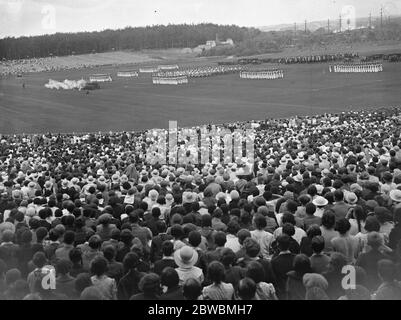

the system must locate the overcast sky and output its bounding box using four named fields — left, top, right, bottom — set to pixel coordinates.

left=0, top=0, right=399, bottom=38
